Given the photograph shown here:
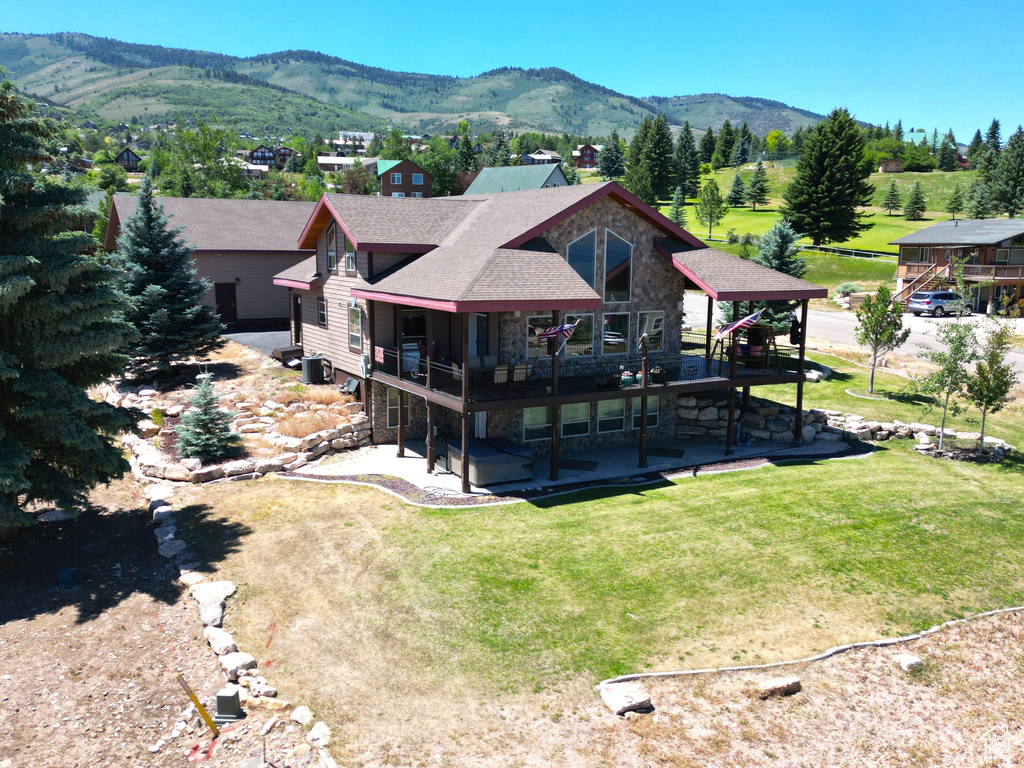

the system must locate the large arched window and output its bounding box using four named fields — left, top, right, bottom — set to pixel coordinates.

left=604, top=230, right=632, bottom=302
left=566, top=230, right=597, bottom=289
